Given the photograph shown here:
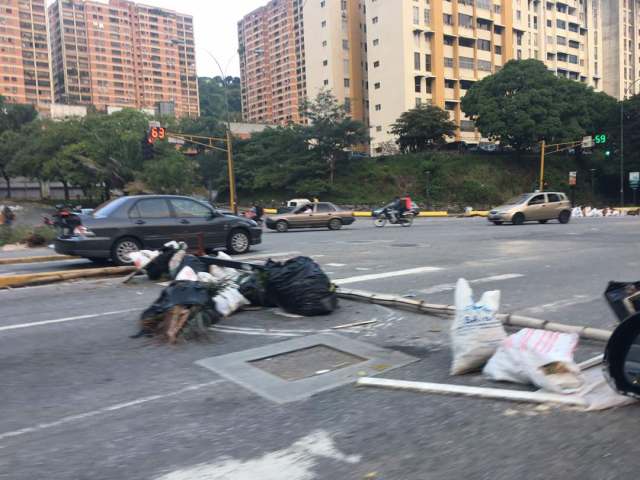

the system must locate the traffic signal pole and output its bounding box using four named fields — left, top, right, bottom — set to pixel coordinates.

left=226, top=130, right=237, bottom=215
left=539, top=140, right=546, bottom=191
